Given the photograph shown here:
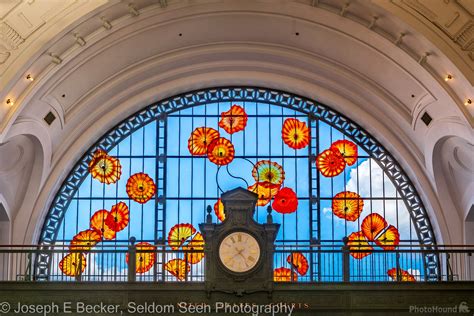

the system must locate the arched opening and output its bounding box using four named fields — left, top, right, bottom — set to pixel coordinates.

left=36, top=87, right=438, bottom=281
